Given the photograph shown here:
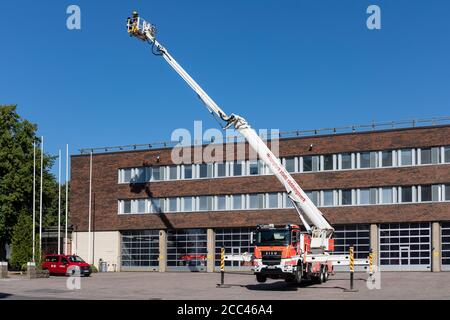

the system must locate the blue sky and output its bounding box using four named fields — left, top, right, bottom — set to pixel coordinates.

left=1, top=0, right=449, bottom=176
